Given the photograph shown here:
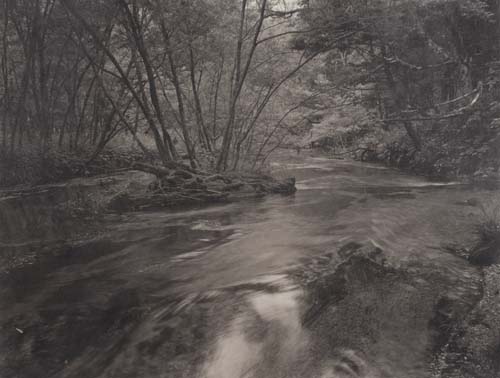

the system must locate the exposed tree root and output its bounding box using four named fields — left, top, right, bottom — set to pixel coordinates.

left=108, top=163, right=296, bottom=212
